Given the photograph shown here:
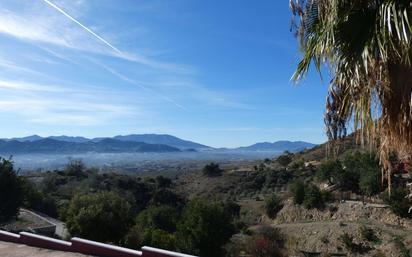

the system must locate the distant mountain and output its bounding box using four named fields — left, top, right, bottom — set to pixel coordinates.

left=236, top=140, right=316, bottom=152
left=3, top=134, right=211, bottom=150
left=1, top=135, right=44, bottom=142
left=0, top=135, right=315, bottom=153
left=0, top=138, right=180, bottom=154
left=48, top=136, right=90, bottom=143
left=110, top=134, right=210, bottom=150
left=1, top=135, right=89, bottom=143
